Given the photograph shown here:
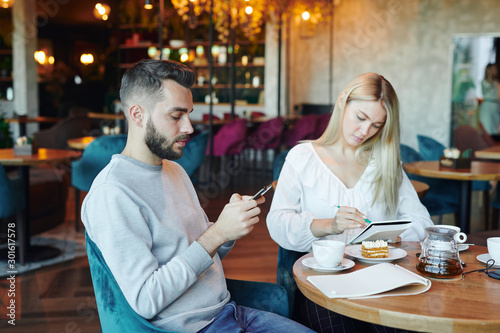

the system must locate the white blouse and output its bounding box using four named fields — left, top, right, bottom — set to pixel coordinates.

left=267, top=143, right=434, bottom=252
